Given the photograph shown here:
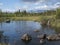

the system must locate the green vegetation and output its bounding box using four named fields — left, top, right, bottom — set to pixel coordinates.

left=0, top=8, right=60, bottom=33
left=0, top=9, right=56, bottom=21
